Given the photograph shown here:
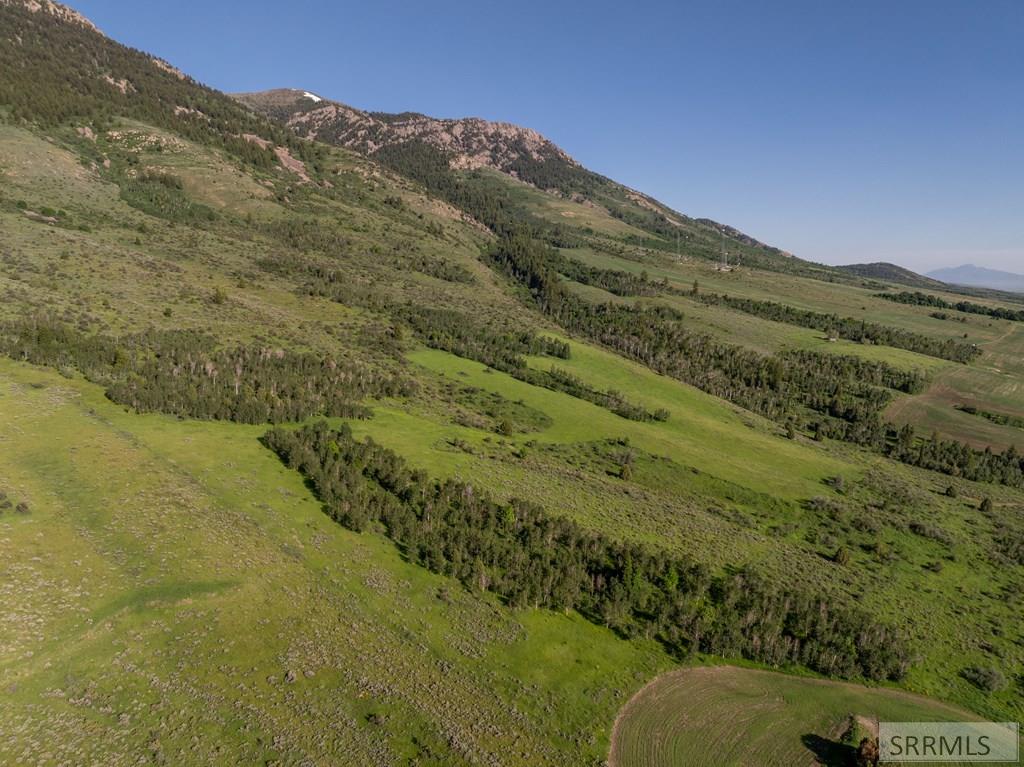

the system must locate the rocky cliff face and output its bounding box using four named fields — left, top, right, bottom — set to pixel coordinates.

left=0, top=0, right=99, bottom=32
left=236, top=89, right=576, bottom=175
